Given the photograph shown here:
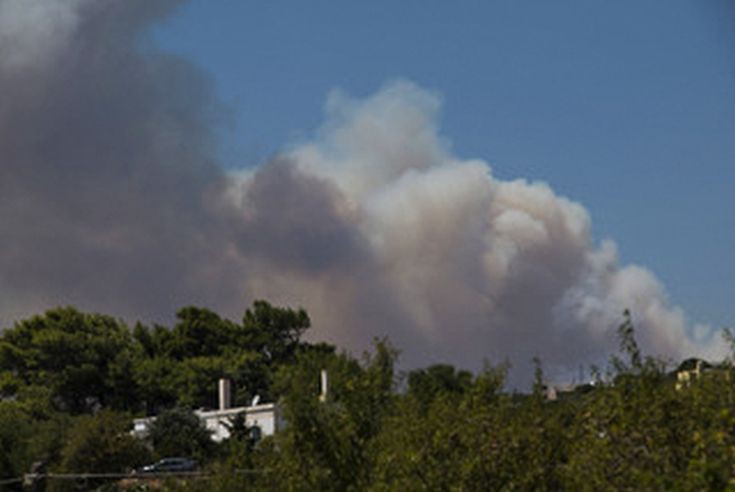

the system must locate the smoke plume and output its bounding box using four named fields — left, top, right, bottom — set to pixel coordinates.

left=0, top=0, right=723, bottom=383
